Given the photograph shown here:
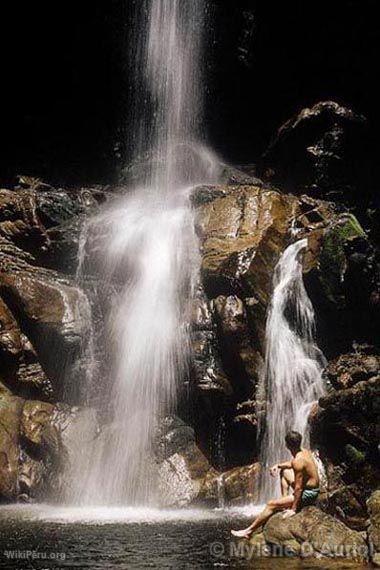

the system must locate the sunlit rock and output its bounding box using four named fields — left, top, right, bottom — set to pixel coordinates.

left=262, top=506, right=368, bottom=560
